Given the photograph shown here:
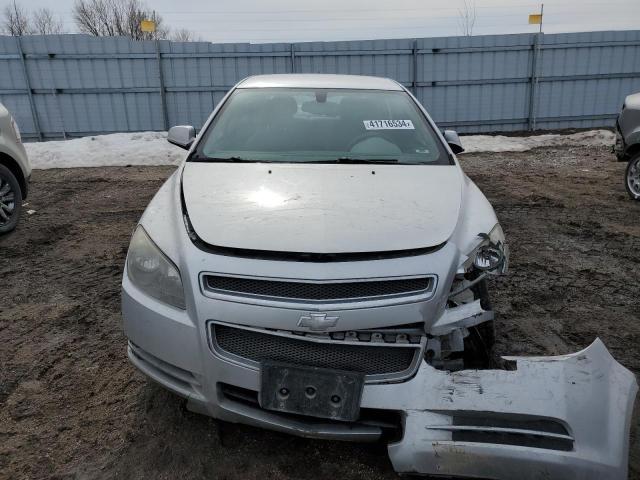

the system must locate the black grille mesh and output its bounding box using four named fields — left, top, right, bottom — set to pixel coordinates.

left=213, top=325, right=418, bottom=376
left=205, top=275, right=431, bottom=301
